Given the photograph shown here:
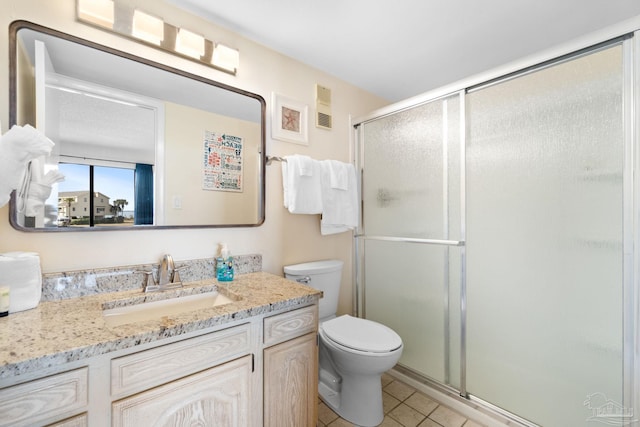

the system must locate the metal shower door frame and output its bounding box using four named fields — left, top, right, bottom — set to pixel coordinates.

left=353, top=23, right=640, bottom=425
